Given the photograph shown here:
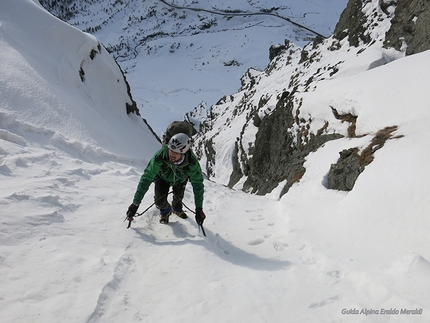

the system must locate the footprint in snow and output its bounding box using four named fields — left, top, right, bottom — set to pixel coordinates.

left=247, top=238, right=265, bottom=246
